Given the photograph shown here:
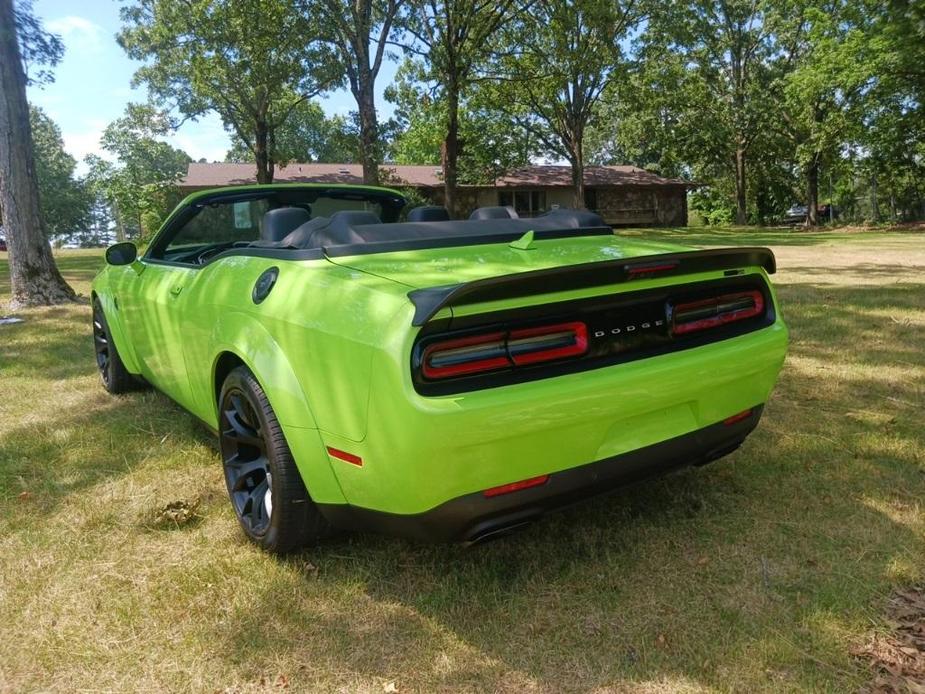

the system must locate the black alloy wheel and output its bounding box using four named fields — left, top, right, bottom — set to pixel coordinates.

left=220, top=386, right=274, bottom=535
left=218, top=366, right=333, bottom=552
left=92, top=299, right=136, bottom=394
